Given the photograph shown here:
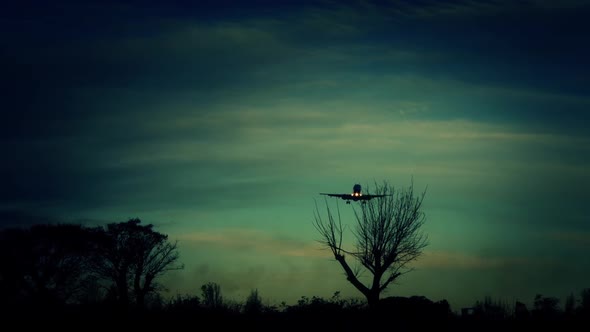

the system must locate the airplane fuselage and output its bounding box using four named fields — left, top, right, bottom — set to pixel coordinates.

left=349, top=184, right=364, bottom=201
left=320, top=183, right=389, bottom=204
